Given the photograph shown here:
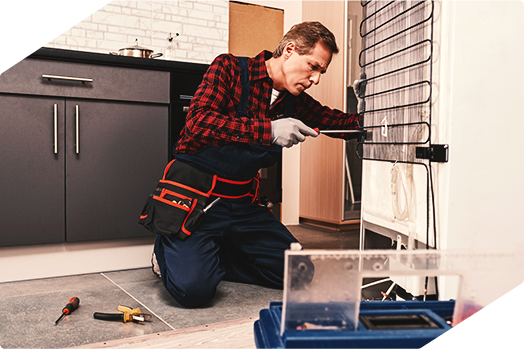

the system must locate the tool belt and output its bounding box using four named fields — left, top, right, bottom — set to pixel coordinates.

left=139, top=159, right=258, bottom=241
